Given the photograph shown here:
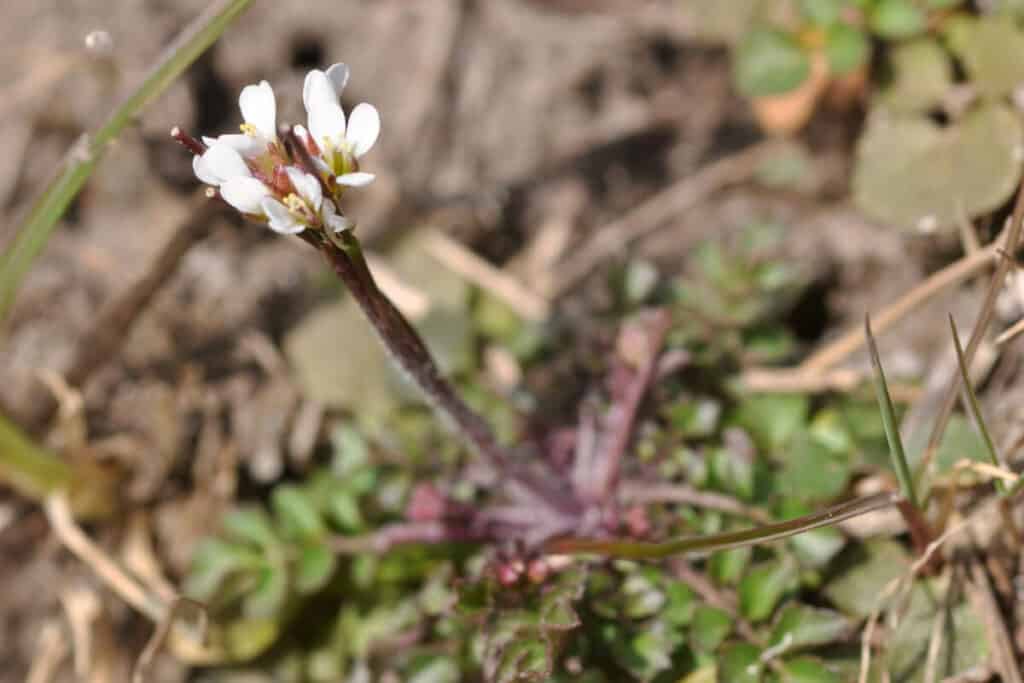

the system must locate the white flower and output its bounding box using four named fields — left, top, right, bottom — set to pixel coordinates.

left=181, top=65, right=373, bottom=236
left=193, top=143, right=273, bottom=216
left=260, top=166, right=337, bottom=235
left=203, top=79, right=278, bottom=160
left=301, top=63, right=380, bottom=185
